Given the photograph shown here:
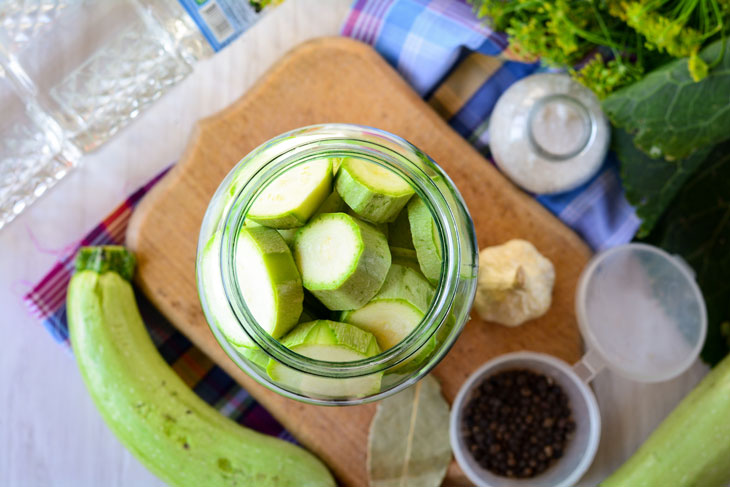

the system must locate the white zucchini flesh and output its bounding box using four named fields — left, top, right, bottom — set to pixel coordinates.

left=293, top=213, right=391, bottom=310
left=248, top=158, right=332, bottom=228
left=235, top=226, right=303, bottom=339
left=269, top=345, right=381, bottom=398
left=343, top=157, right=412, bottom=193
left=341, top=263, right=435, bottom=350
left=335, top=157, right=415, bottom=223
left=267, top=320, right=382, bottom=398
left=343, top=300, right=424, bottom=350
left=296, top=216, right=362, bottom=286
